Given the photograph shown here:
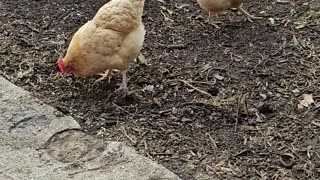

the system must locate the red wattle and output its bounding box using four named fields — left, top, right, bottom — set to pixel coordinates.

left=57, top=59, right=65, bottom=73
